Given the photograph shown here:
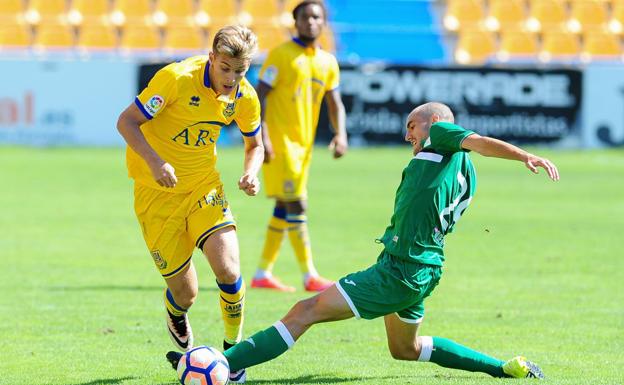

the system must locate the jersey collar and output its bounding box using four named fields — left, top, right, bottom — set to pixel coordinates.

left=203, top=60, right=240, bottom=102
left=292, top=37, right=318, bottom=53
